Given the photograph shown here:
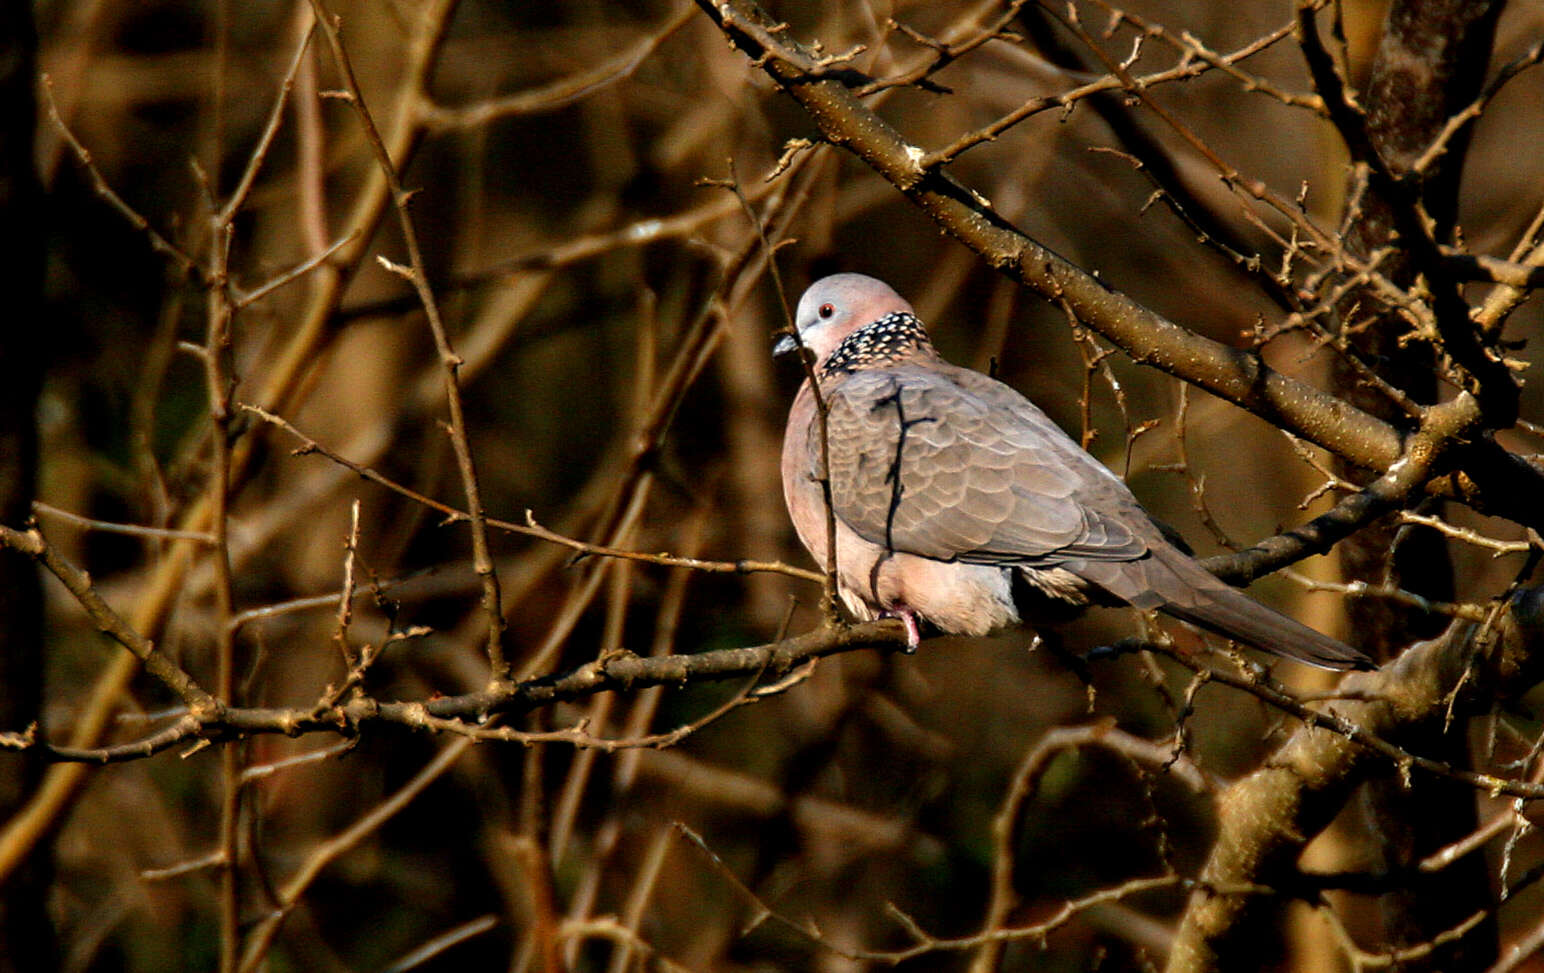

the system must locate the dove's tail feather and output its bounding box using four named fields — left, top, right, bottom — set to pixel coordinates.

left=1151, top=551, right=1375, bottom=671
left=1064, top=544, right=1375, bottom=671
left=1159, top=589, right=1375, bottom=670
